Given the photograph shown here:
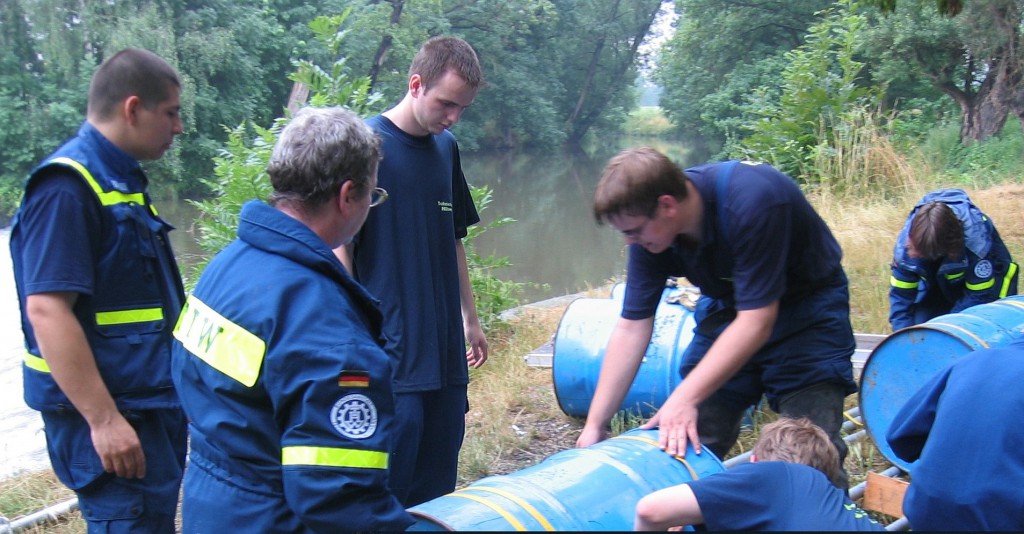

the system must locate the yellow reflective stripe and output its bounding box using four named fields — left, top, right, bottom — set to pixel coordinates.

left=173, top=295, right=266, bottom=387
left=966, top=278, right=995, bottom=291
left=24, top=352, right=50, bottom=373
left=944, top=271, right=964, bottom=281
left=96, top=307, right=164, bottom=326
left=456, top=486, right=555, bottom=531
left=925, top=322, right=989, bottom=349
left=449, top=492, right=528, bottom=531
left=1001, top=263, right=1019, bottom=298
left=890, top=276, right=918, bottom=290
left=281, top=446, right=388, bottom=469
left=47, top=157, right=146, bottom=207
left=613, top=435, right=700, bottom=479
